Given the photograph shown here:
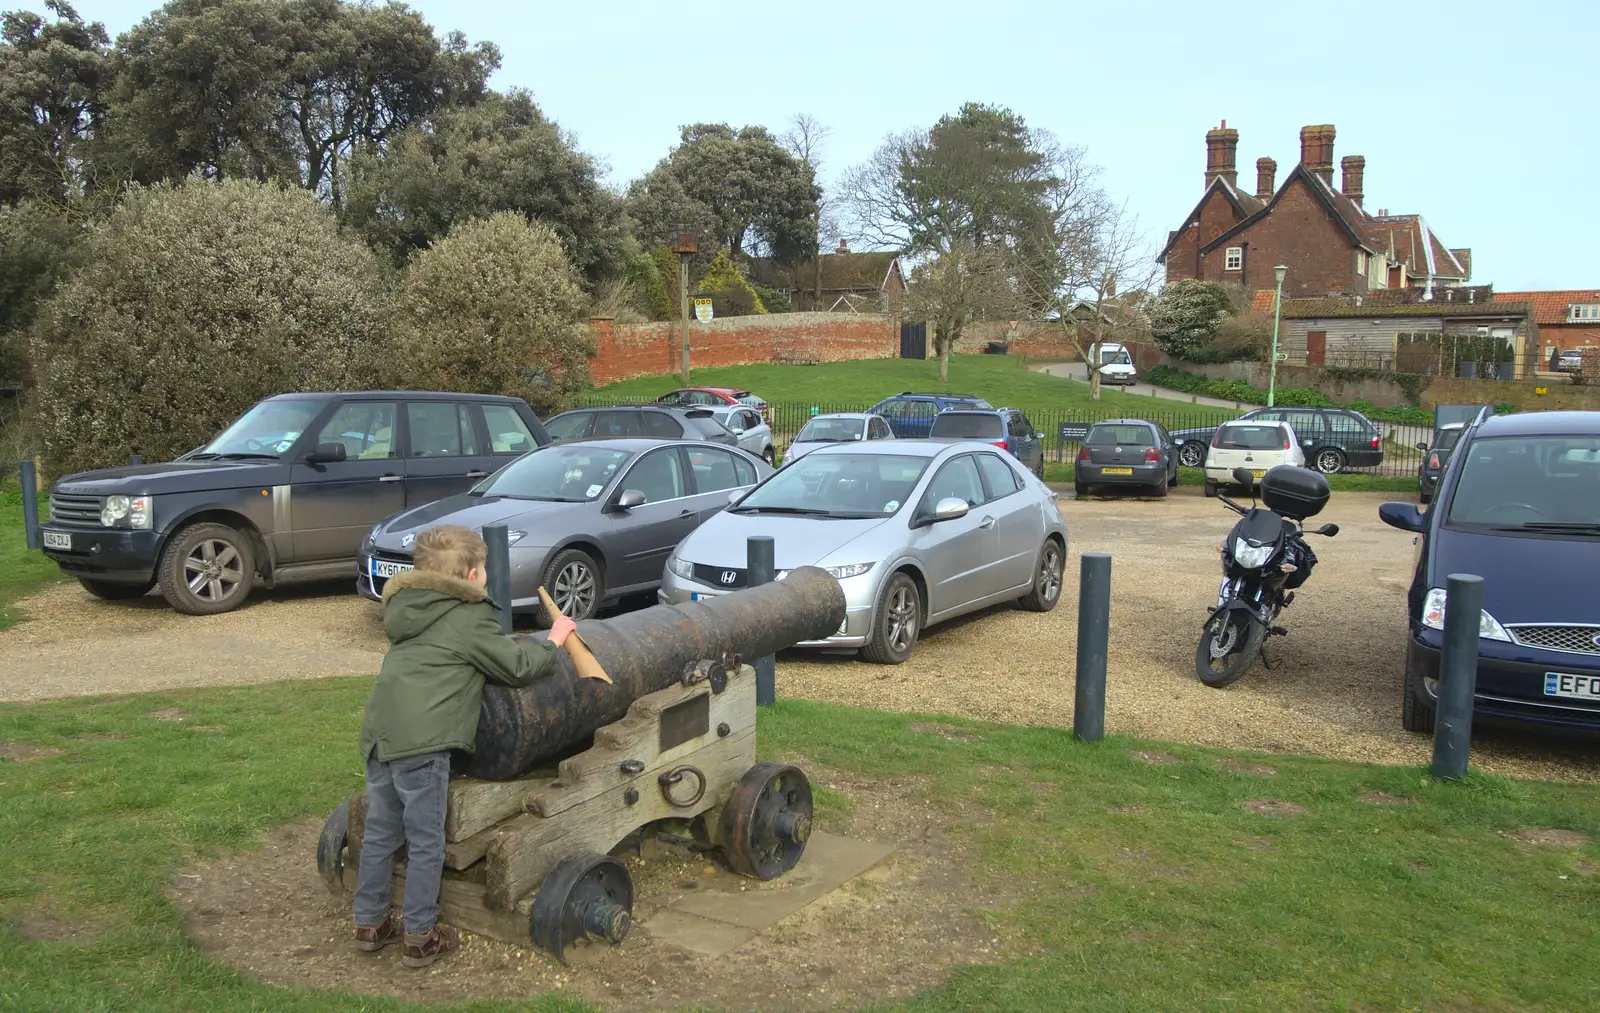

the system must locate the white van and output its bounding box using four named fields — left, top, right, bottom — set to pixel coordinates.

left=1203, top=420, right=1306, bottom=497
left=1092, top=343, right=1137, bottom=386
